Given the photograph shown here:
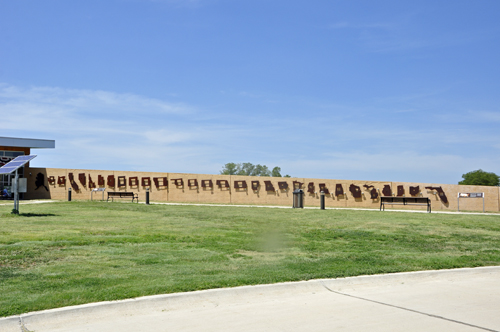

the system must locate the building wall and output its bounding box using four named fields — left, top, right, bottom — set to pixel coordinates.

left=25, top=167, right=500, bottom=212
left=0, top=146, right=30, bottom=154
